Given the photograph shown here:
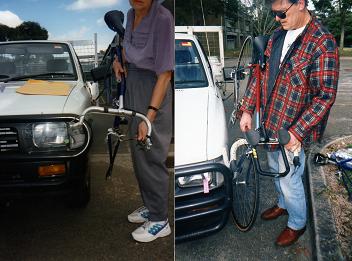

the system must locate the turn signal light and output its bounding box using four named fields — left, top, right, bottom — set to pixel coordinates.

left=38, top=164, right=66, bottom=177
